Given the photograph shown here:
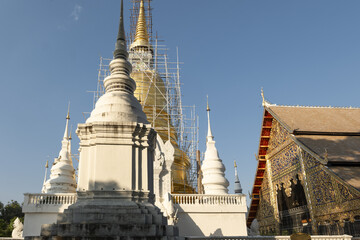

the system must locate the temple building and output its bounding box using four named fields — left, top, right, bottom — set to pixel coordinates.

left=30, top=1, right=175, bottom=238
left=22, top=1, right=248, bottom=238
left=247, top=92, right=360, bottom=236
